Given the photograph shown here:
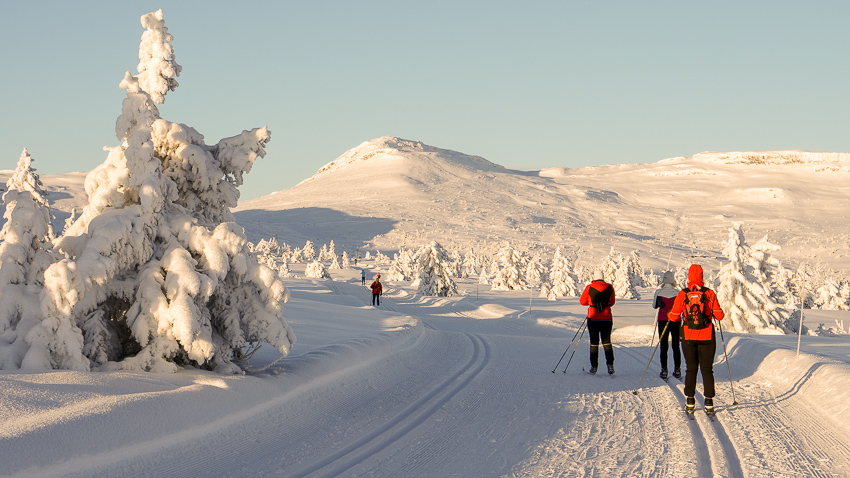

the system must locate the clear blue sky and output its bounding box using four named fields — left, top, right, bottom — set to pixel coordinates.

left=2, top=1, right=848, bottom=200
